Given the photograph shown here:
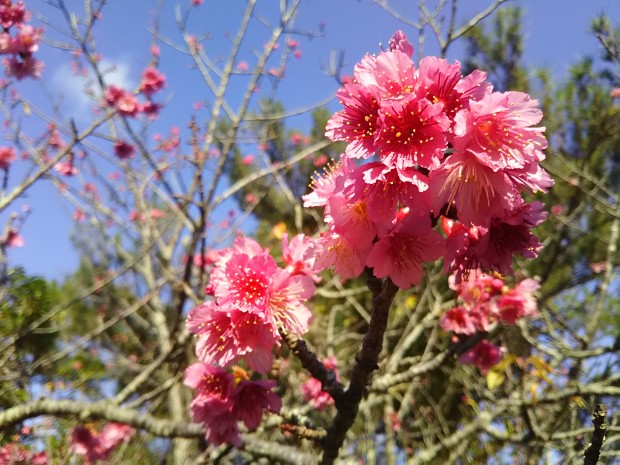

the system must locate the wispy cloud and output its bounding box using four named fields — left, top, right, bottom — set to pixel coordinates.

left=50, top=58, right=135, bottom=119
